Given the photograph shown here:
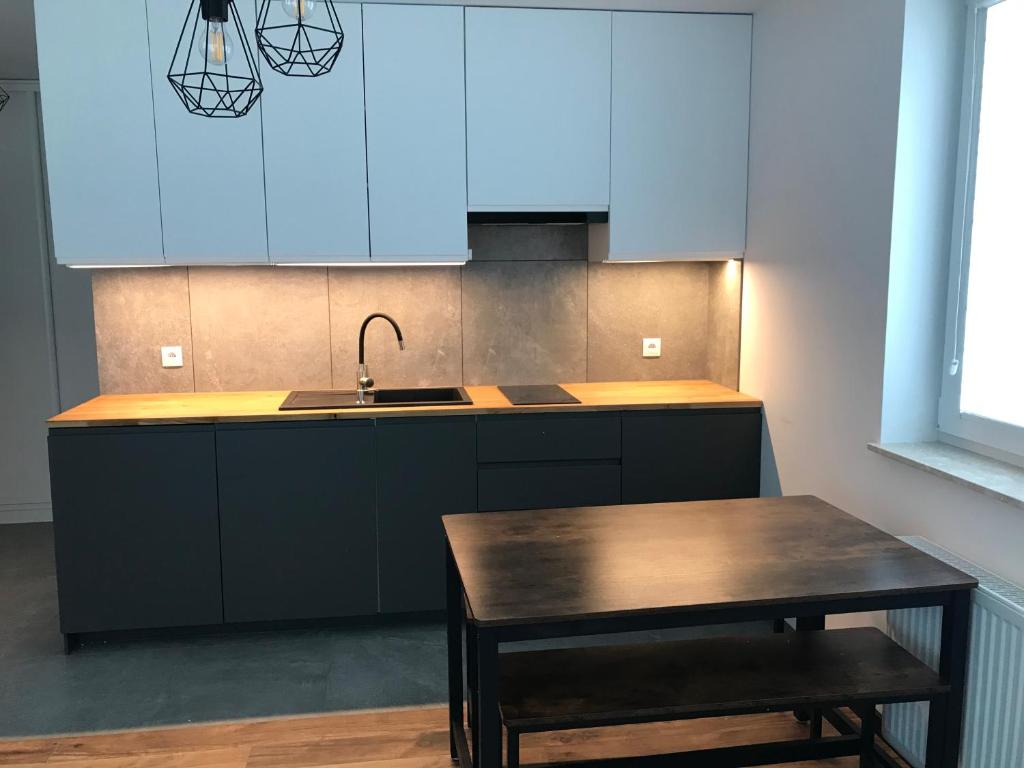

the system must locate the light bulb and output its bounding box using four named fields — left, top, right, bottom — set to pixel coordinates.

left=196, top=21, right=234, bottom=65
left=281, top=0, right=317, bottom=20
